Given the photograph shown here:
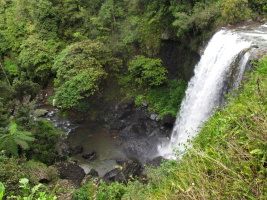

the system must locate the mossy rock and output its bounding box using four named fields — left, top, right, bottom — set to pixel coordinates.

left=34, top=109, right=49, bottom=117
left=25, top=161, right=58, bottom=185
